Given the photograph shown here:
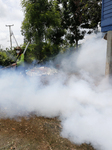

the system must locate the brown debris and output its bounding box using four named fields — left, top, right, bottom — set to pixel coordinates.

left=0, top=116, right=95, bottom=150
